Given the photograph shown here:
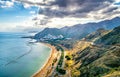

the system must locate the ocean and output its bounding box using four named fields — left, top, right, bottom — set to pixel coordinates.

left=0, top=32, right=51, bottom=77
